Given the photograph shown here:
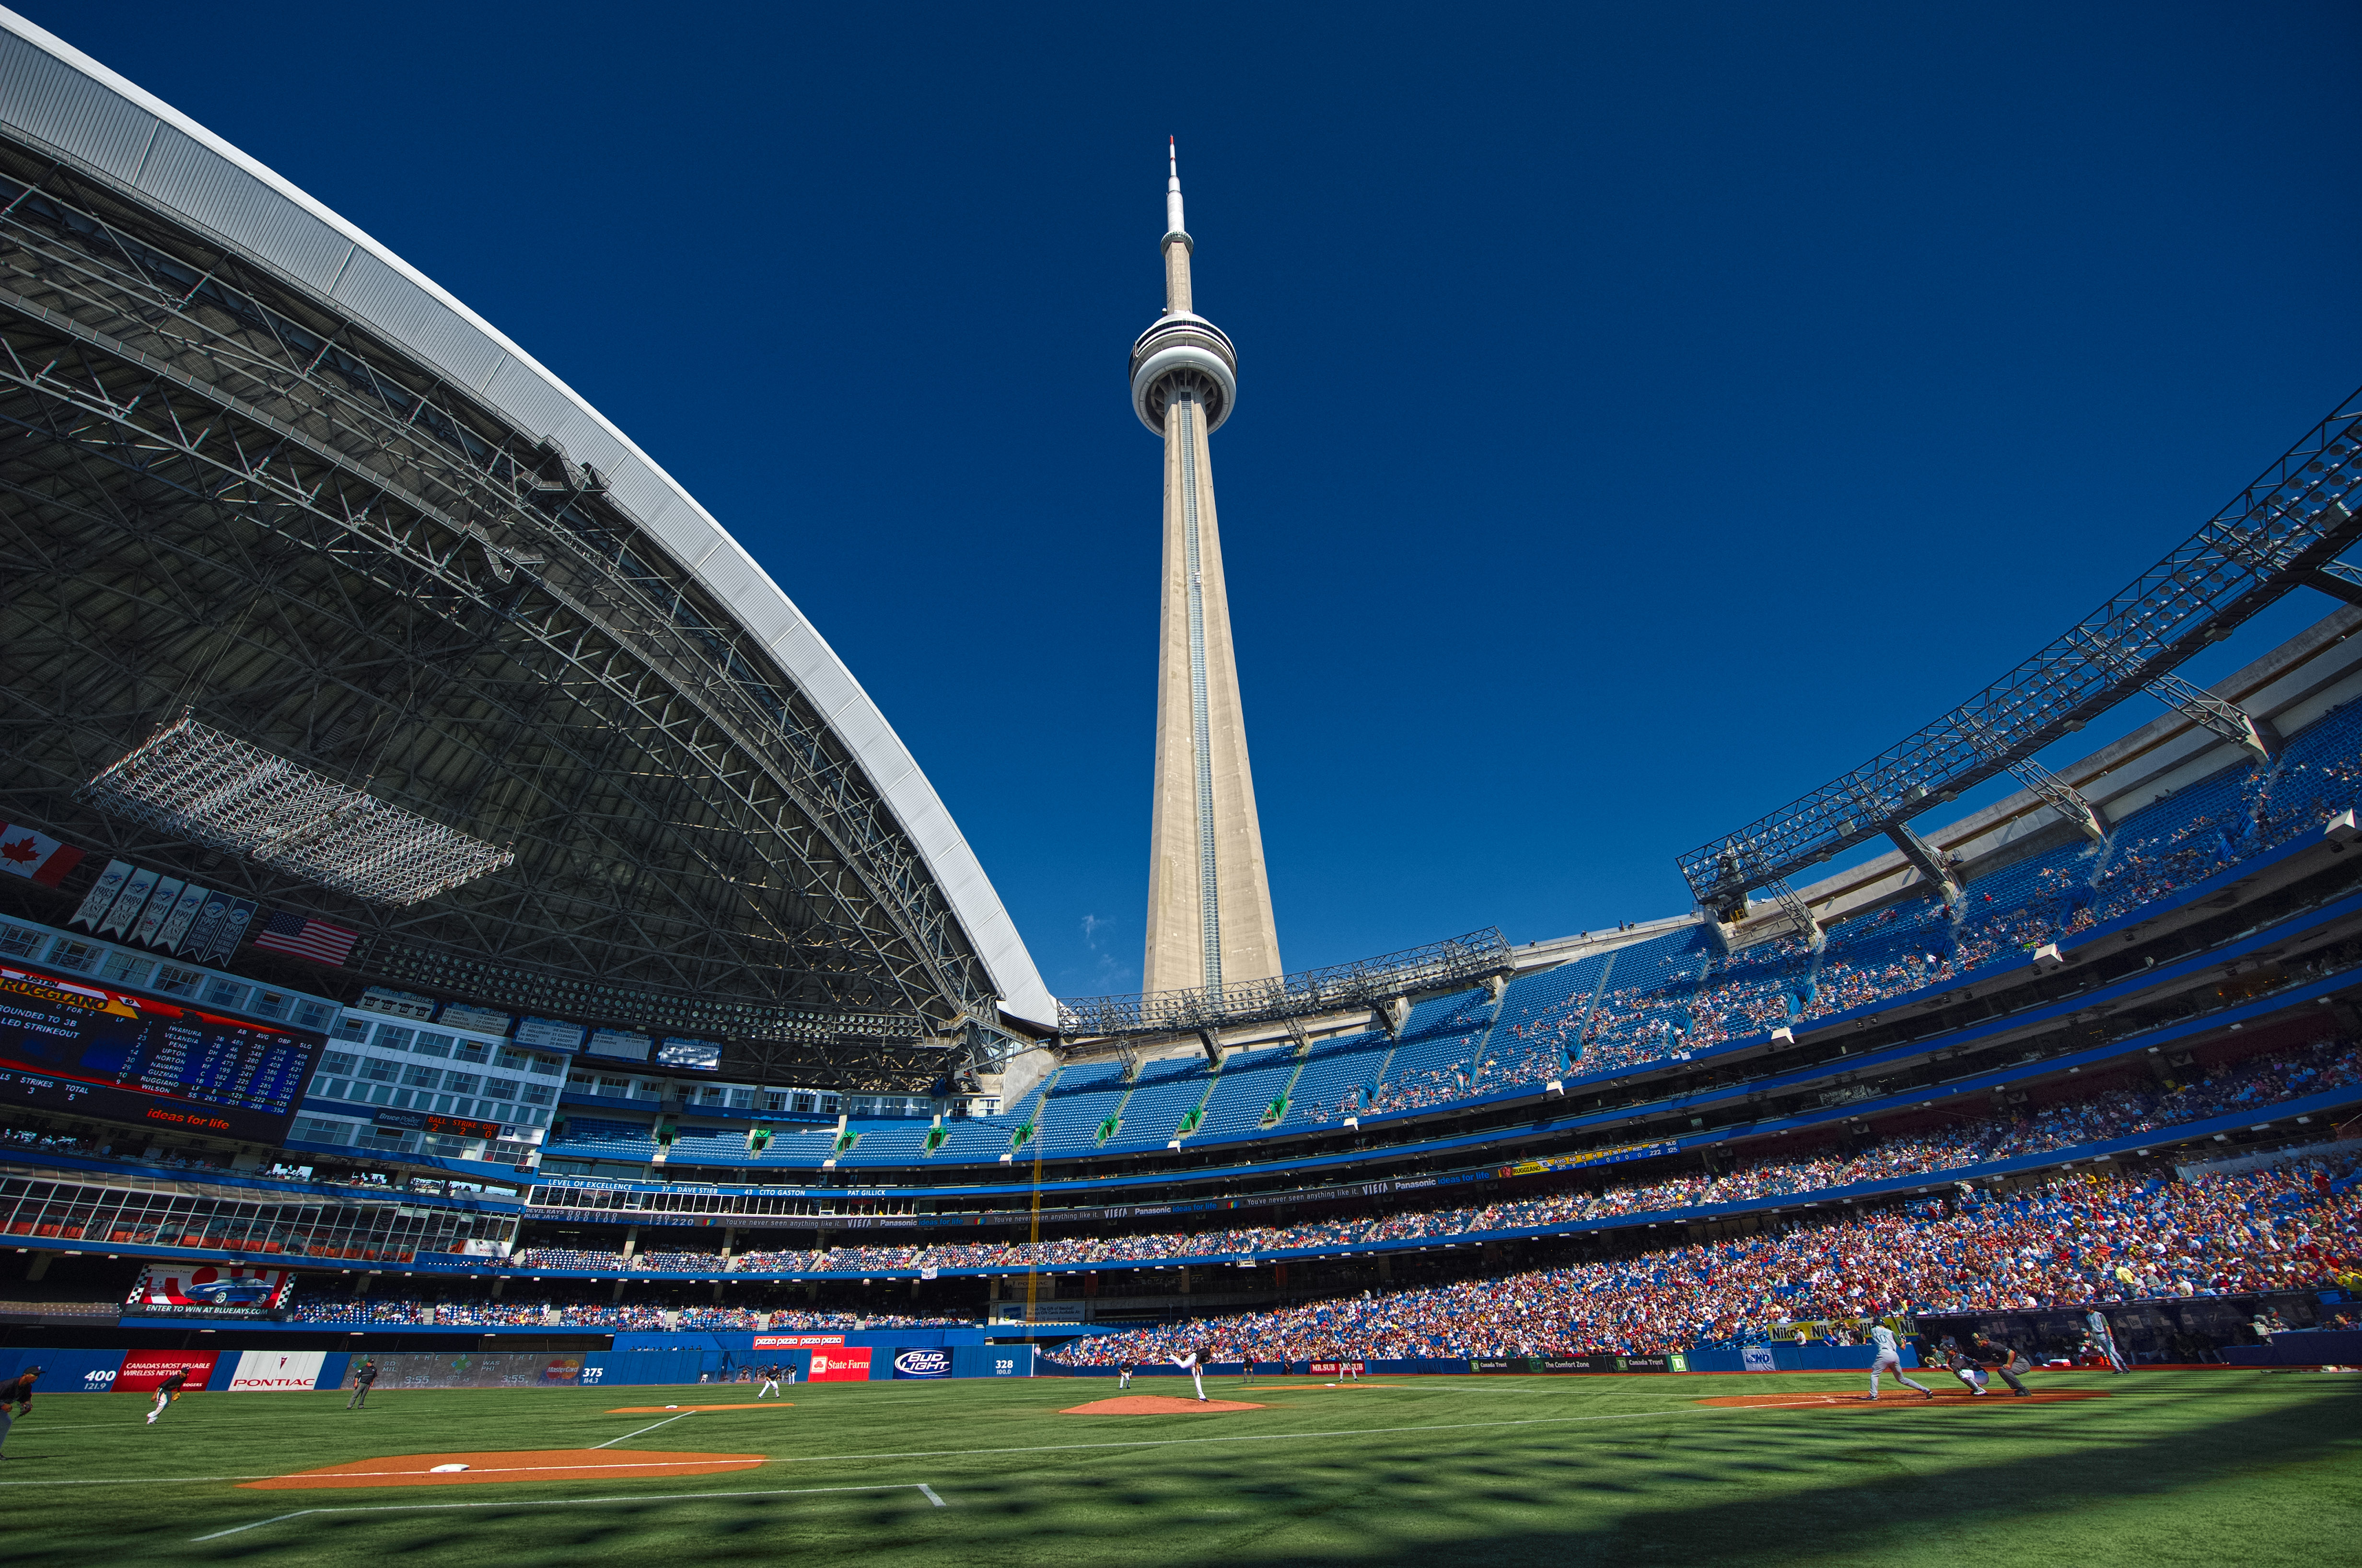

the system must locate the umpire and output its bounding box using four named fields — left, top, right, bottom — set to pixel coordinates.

left=347, top=1357, right=379, bottom=1409
left=1968, top=1334, right=2033, bottom=1397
